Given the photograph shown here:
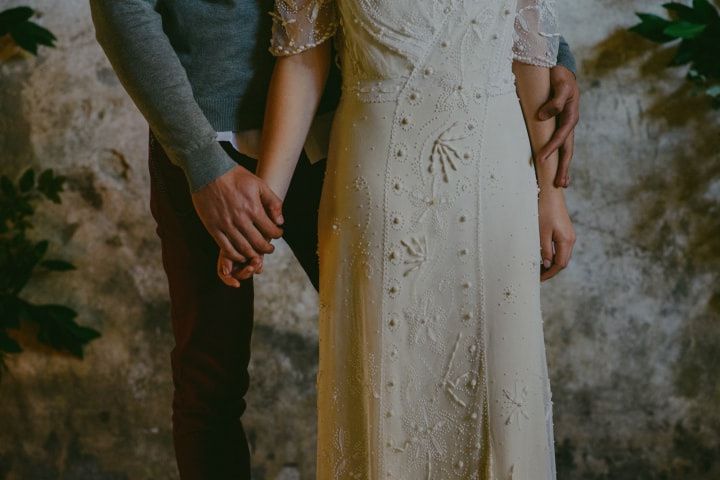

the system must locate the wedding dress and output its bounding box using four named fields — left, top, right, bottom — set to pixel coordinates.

left=271, top=1, right=560, bottom=478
